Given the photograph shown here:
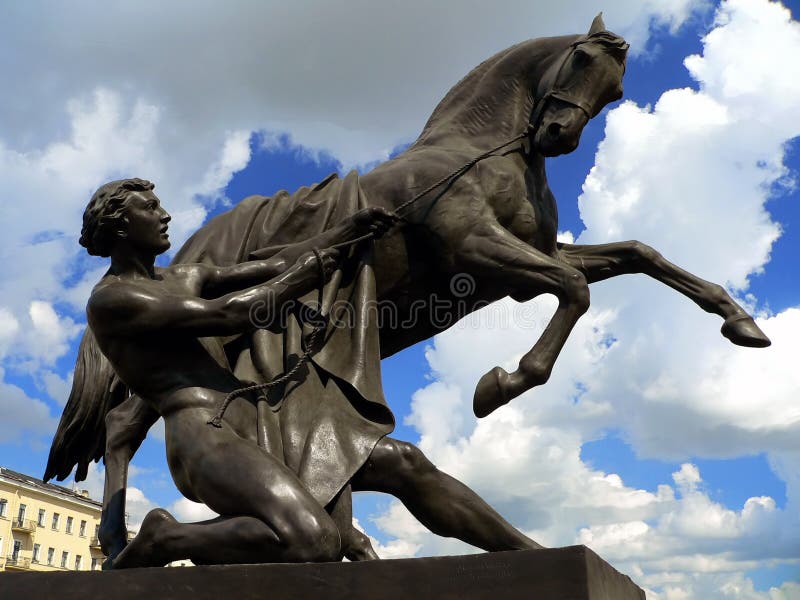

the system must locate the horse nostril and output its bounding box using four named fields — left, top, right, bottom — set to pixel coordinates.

left=547, top=122, right=562, bottom=137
